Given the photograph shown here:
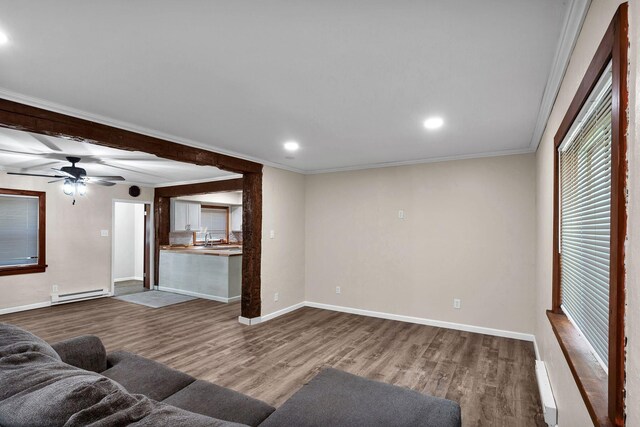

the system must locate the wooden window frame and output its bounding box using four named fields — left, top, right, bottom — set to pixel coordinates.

left=0, top=188, right=47, bottom=276
left=548, top=3, right=627, bottom=426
